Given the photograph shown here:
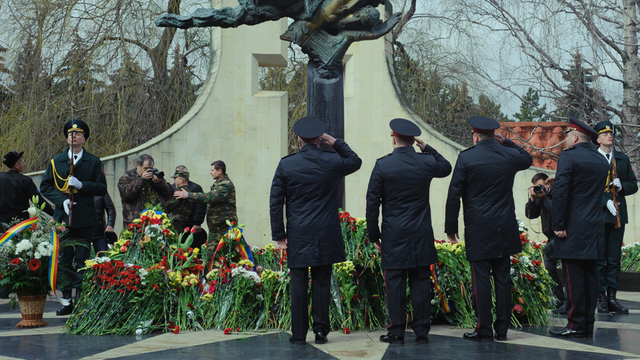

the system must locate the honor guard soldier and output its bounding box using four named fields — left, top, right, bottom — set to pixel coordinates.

left=549, top=116, right=609, bottom=337
left=366, top=119, right=451, bottom=344
left=270, top=116, right=361, bottom=345
left=591, top=121, right=637, bottom=314
left=445, top=116, right=532, bottom=341
left=40, top=119, right=107, bottom=315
